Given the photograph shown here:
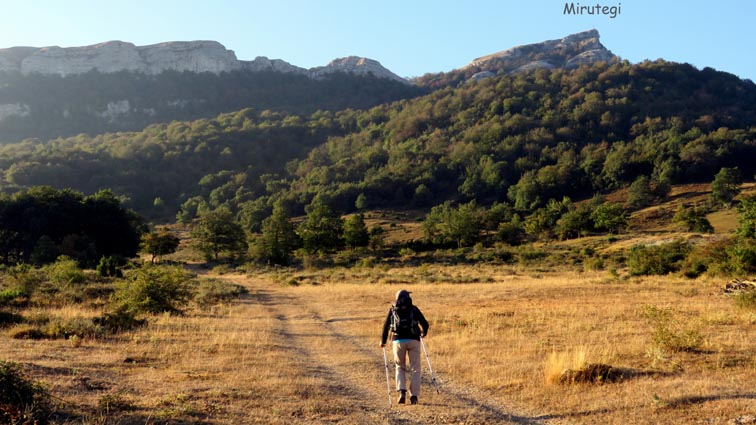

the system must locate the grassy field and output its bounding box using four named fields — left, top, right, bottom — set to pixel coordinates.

left=3, top=263, right=756, bottom=424
left=4, top=184, right=756, bottom=423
